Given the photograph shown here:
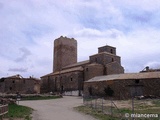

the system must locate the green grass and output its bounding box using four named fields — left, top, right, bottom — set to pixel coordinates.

left=5, top=103, right=32, bottom=120
left=152, top=100, right=160, bottom=107
left=2, top=95, right=61, bottom=120
left=118, top=108, right=132, bottom=114
left=134, top=99, right=160, bottom=114
left=127, top=100, right=160, bottom=119
left=21, top=95, right=61, bottom=101
left=135, top=108, right=160, bottom=114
